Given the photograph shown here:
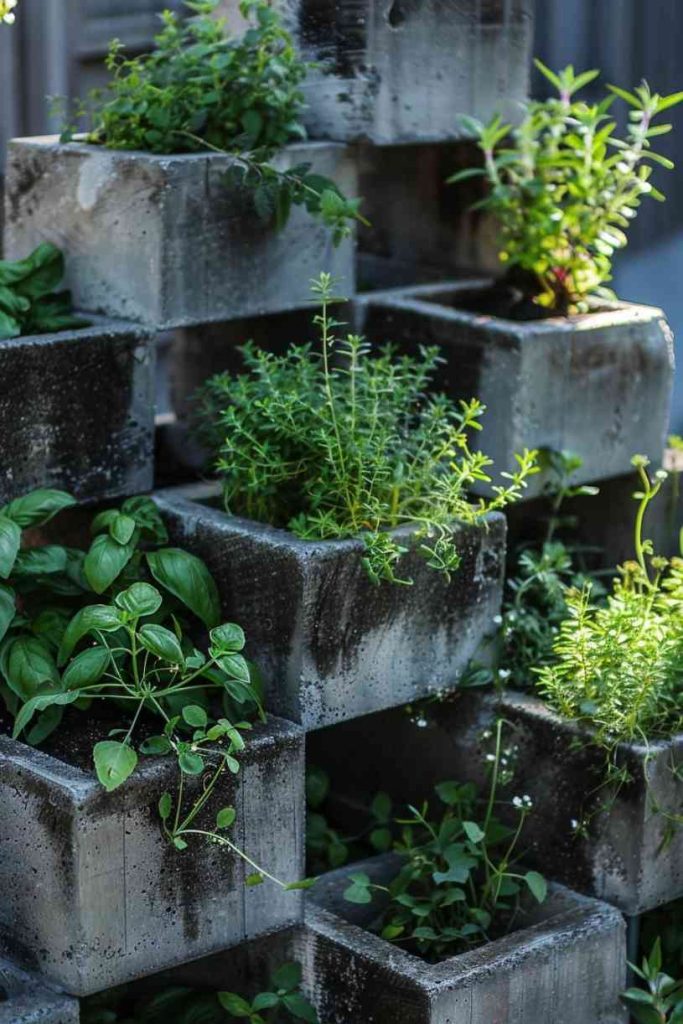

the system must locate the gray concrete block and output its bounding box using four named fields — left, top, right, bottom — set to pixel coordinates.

left=309, top=690, right=683, bottom=915
left=4, top=137, right=357, bottom=330
left=218, top=0, right=533, bottom=145
left=0, top=315, right=154, bottom=504
left=355, top=281, right=675, bottom=499
left=0, top=958, right=78, bottom=1024
left=0, top=716, right=304, bottom=996
left=152, top=482, right=507, bottom=730
left=303, top=854, right=627, bottom=1024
